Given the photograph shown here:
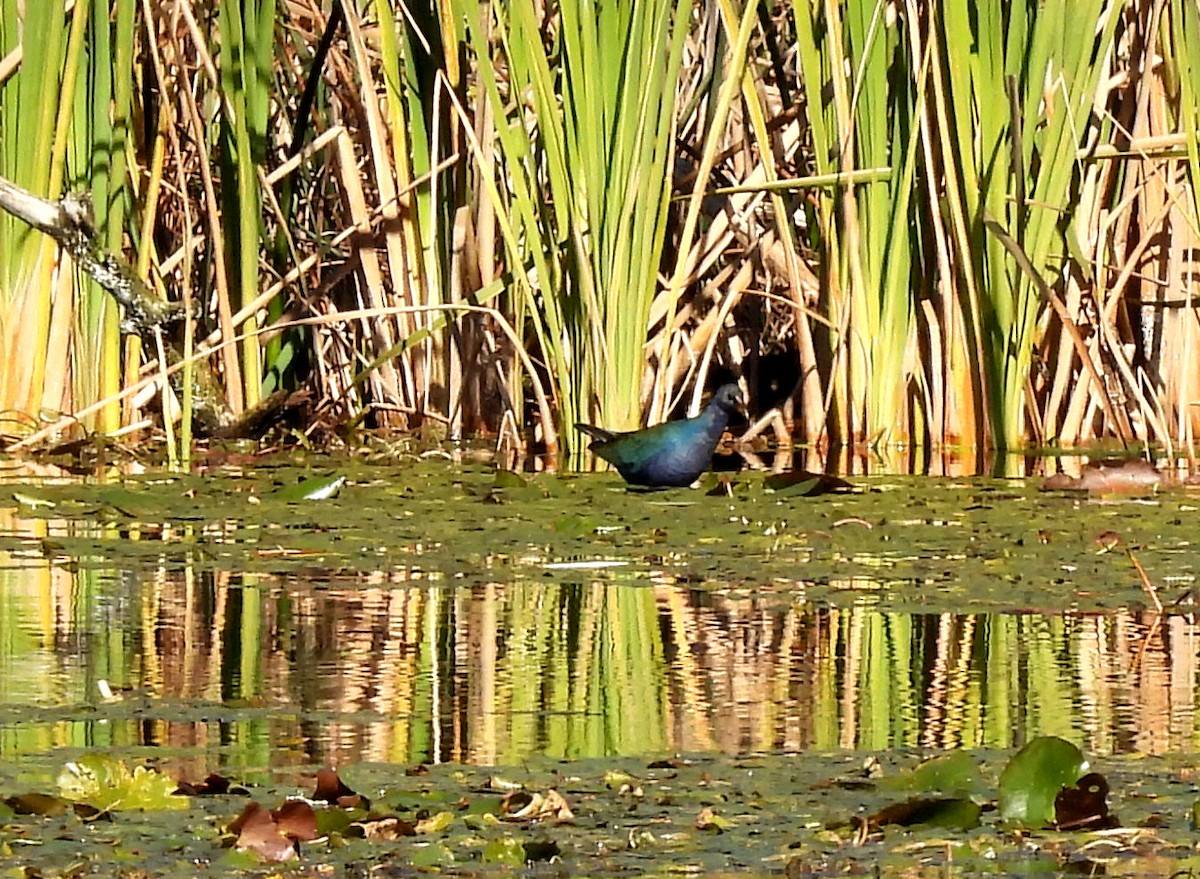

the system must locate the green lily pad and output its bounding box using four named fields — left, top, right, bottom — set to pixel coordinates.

left=315, top=806, right=354, bottom=837
left=764, top=471, right=855, bottom=496
left=416, top=810, right=455, bottom=833
left=11, top=490, right=56, bottom=509
left=870, top=796, right=982, bottom=831
left=878, top=751, right=983, bottom=795
left=57, top=755, right=189, bottom=812
left=410, top=841, right=456, bottom=866
left=482, top=836, right=527, bottom=866
left=270, top=474, right=347, bottom=501
left=998, top=736, right=1087, bottom=826
left=493, top=470, right=528, bottom=489
left=763, top=472, right=822, bottom=496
